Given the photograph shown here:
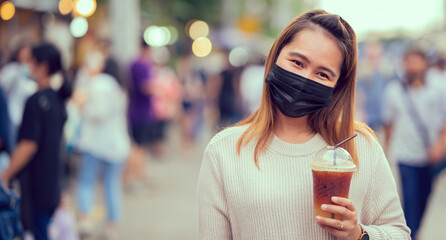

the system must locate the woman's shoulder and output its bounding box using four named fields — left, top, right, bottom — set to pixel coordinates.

left=354, top=122, right=385, bottom=166
left=206, top=124, right=250, bottom=151
left=354, top=122, right=382, bottom=152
